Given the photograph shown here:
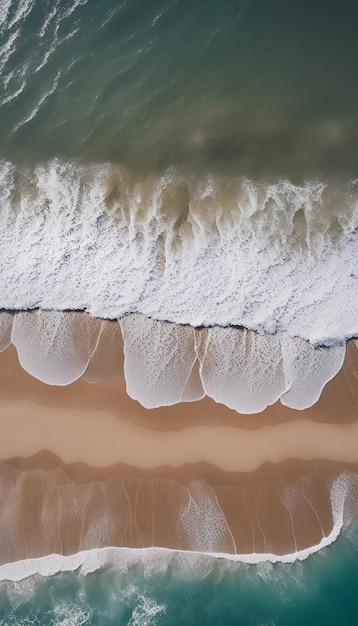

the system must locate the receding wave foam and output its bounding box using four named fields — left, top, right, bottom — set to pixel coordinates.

left=0, top=159, right=358, bottom=344
left=0, top=471, right=356, bottom=581
left=1, top=310, right=346, bottom=411
left=120, top=314, right=204, bottom=406
left=11, top=310, right=102, bottom=385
